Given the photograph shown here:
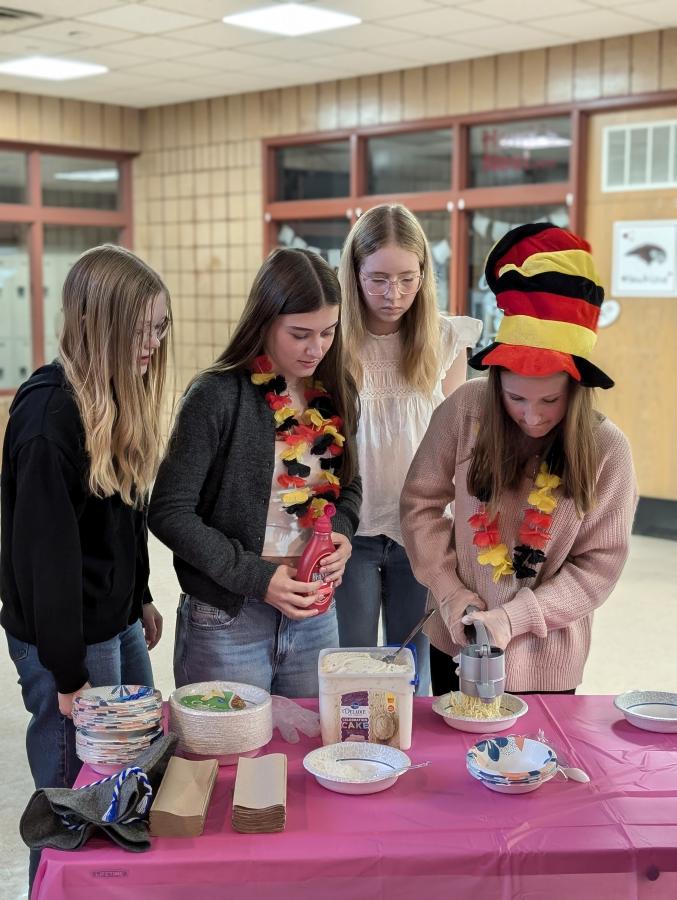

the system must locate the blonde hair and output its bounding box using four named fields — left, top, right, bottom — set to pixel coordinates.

left=59, top=245, right=171, bottom=507
left=467, top=368, right=600, bottom=517
left=339, top=204, right=441, bottom=397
